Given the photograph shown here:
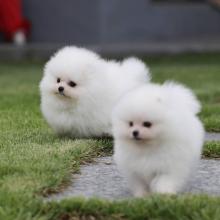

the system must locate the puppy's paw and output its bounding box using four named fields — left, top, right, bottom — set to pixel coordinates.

left=133, top=188, right=149, bottom=198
